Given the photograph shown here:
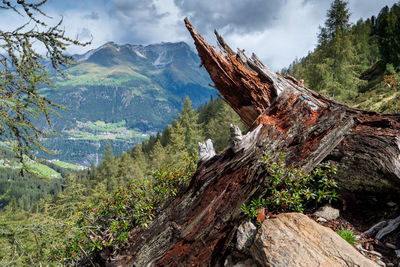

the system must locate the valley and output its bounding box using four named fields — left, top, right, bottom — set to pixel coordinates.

left=38, top=41, right=215, bottom=165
